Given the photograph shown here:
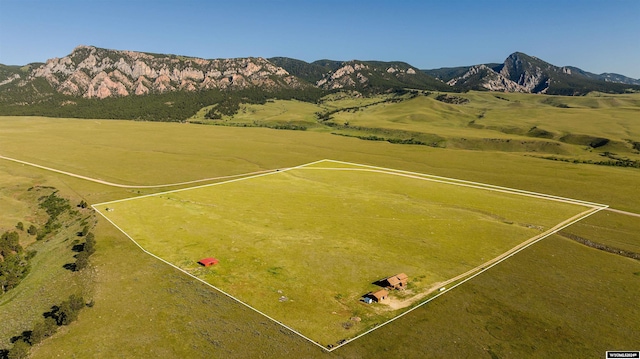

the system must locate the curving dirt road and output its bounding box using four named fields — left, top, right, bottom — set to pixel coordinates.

left=0, top=154, right=281, bottom=189
left=6, top=153, right=640, bottom=217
